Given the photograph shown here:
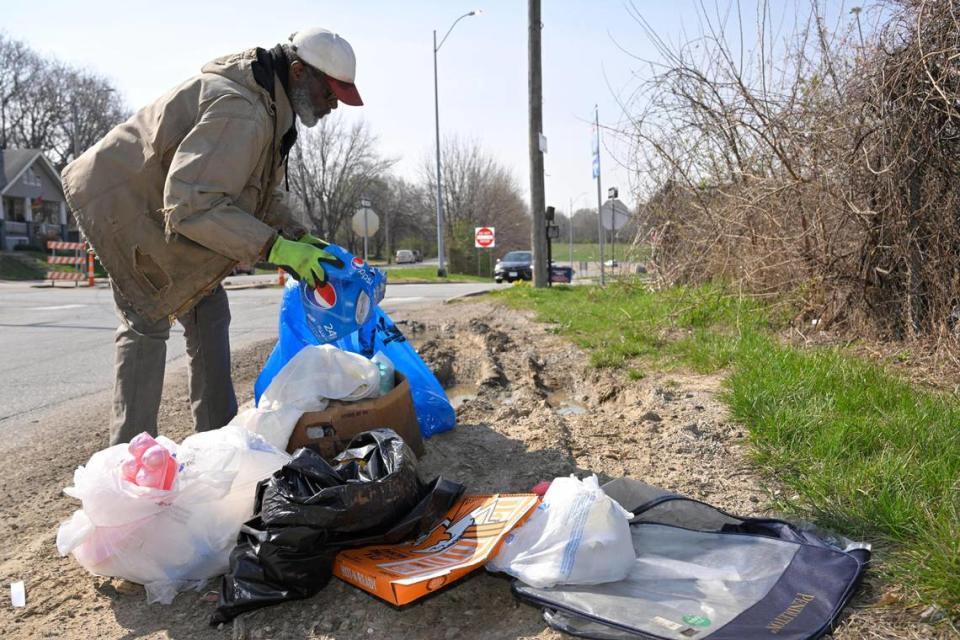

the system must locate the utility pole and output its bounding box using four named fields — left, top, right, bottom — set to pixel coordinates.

left=594, top=106, right=605, bottom=285
left=528, top=0, right=547, bottom=288
left=71, top=99, right=80, bottom=160
left=384, top=205, right=391, bottom=264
